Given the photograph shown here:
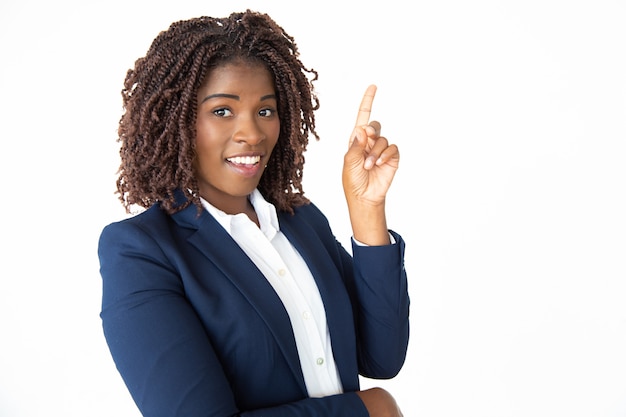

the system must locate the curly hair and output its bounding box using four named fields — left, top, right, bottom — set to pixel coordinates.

left=116, top=10, right=319, bottom=215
